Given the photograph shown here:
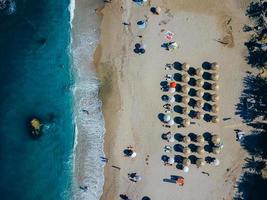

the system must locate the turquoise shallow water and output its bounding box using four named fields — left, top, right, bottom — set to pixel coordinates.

left=0, top=1, right=74, bottom=199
